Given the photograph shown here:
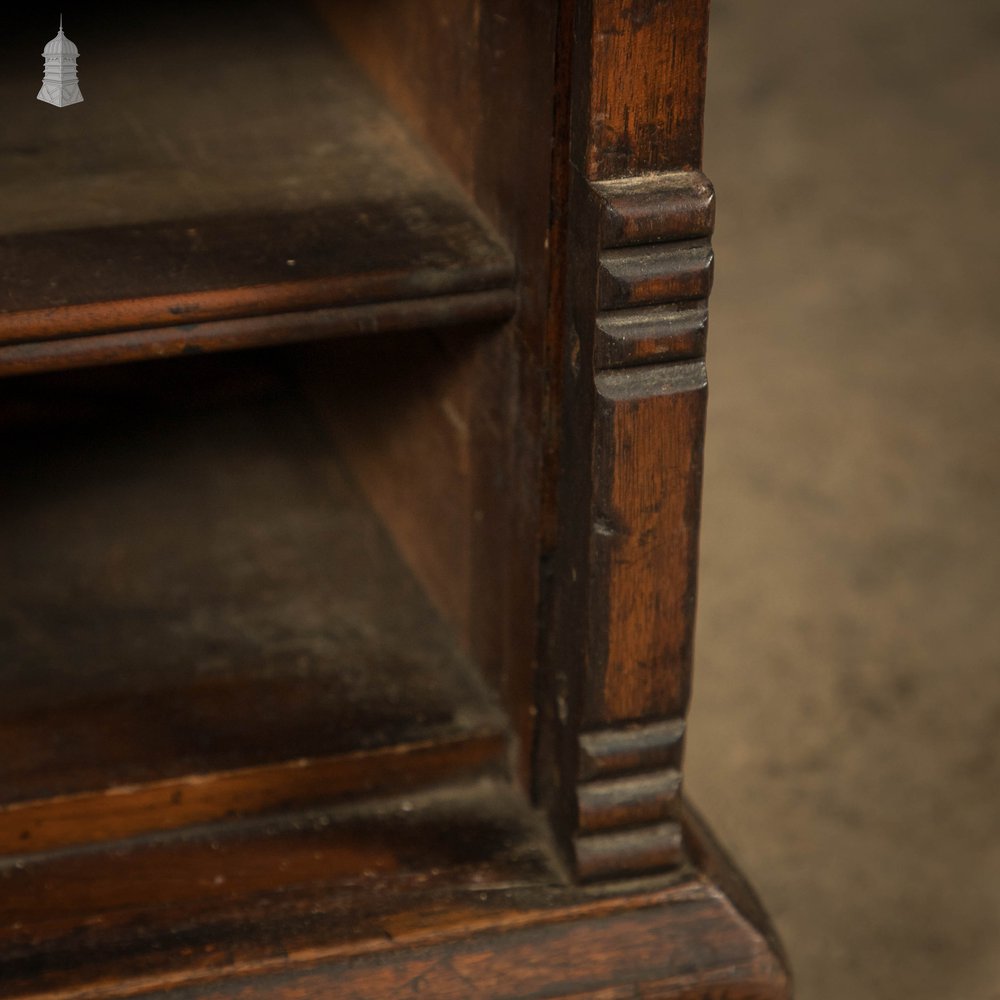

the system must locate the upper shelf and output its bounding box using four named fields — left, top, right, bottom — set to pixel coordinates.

left=0, top=2, right=515, bottom=377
